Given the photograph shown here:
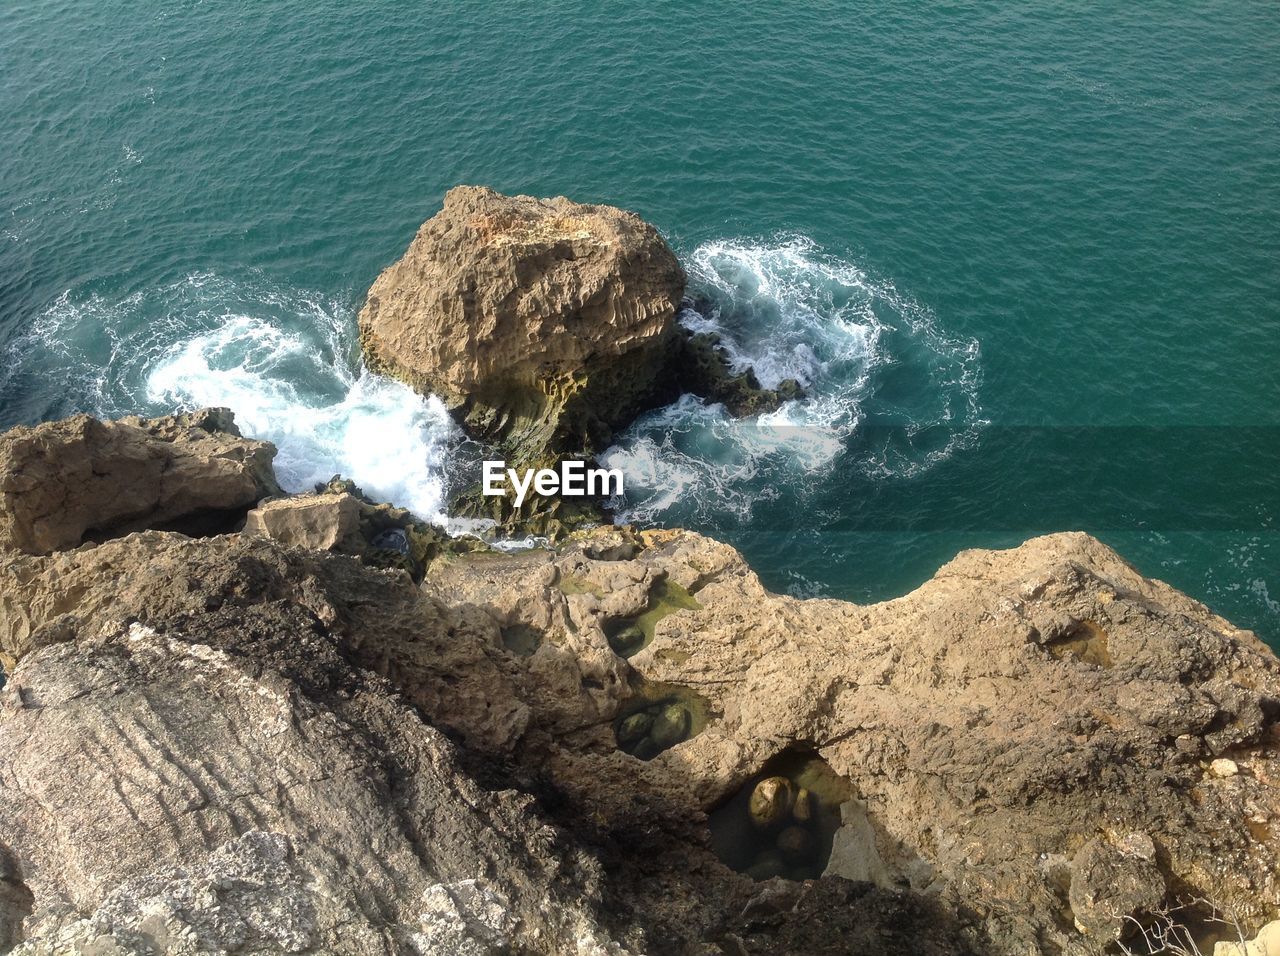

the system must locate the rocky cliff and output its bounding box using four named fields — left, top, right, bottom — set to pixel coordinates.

left=0, top=410, right=1277, bottom=955
left=0, top=408, right=279, bottom=556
